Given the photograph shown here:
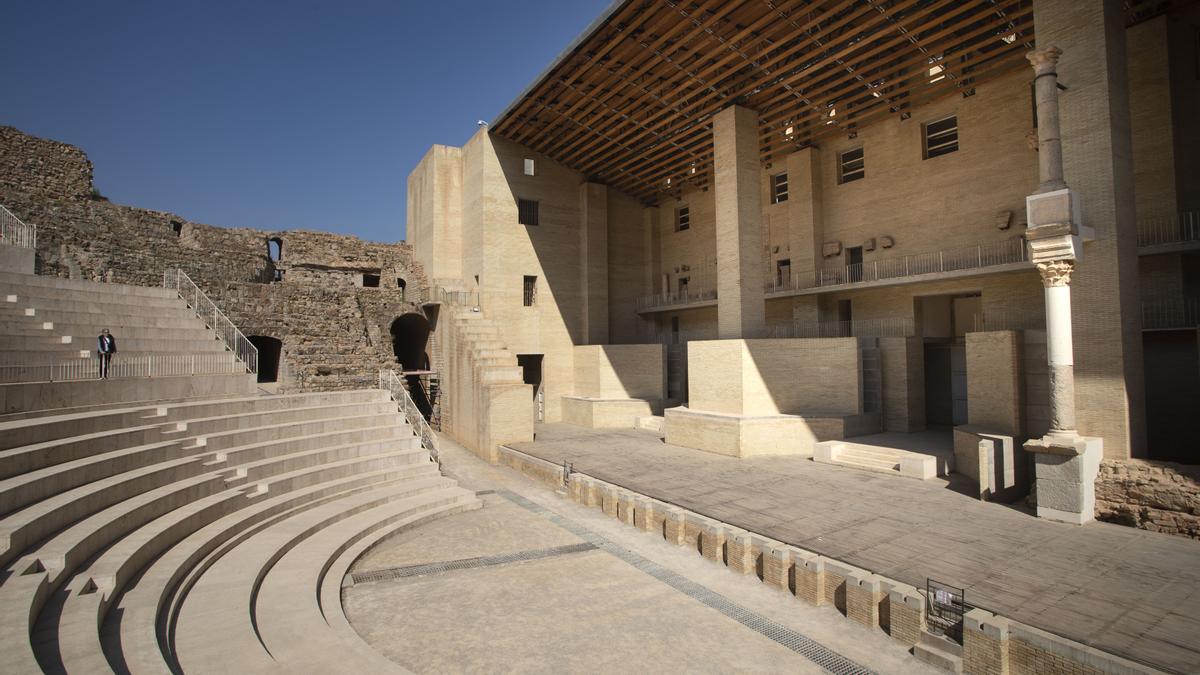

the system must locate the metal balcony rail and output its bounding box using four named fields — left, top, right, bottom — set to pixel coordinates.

left=771, top=316, right=916, bottom=338
left=0, top=352, right=244, bottom=383
left=636, top=287, right=718, bottom=311
left=380, top=368, right=439, bottom=465
left=163, top=269, right=258, bottom=374
left=1137, top=212, right=1200, bottom=248
left=435, top=286, right=478, bottom=308
left=1142, top=298, right=1200, bottom=330
left=768, top=237, right=1029, bottom=293
left=0, top=205, right=37, bottom=249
